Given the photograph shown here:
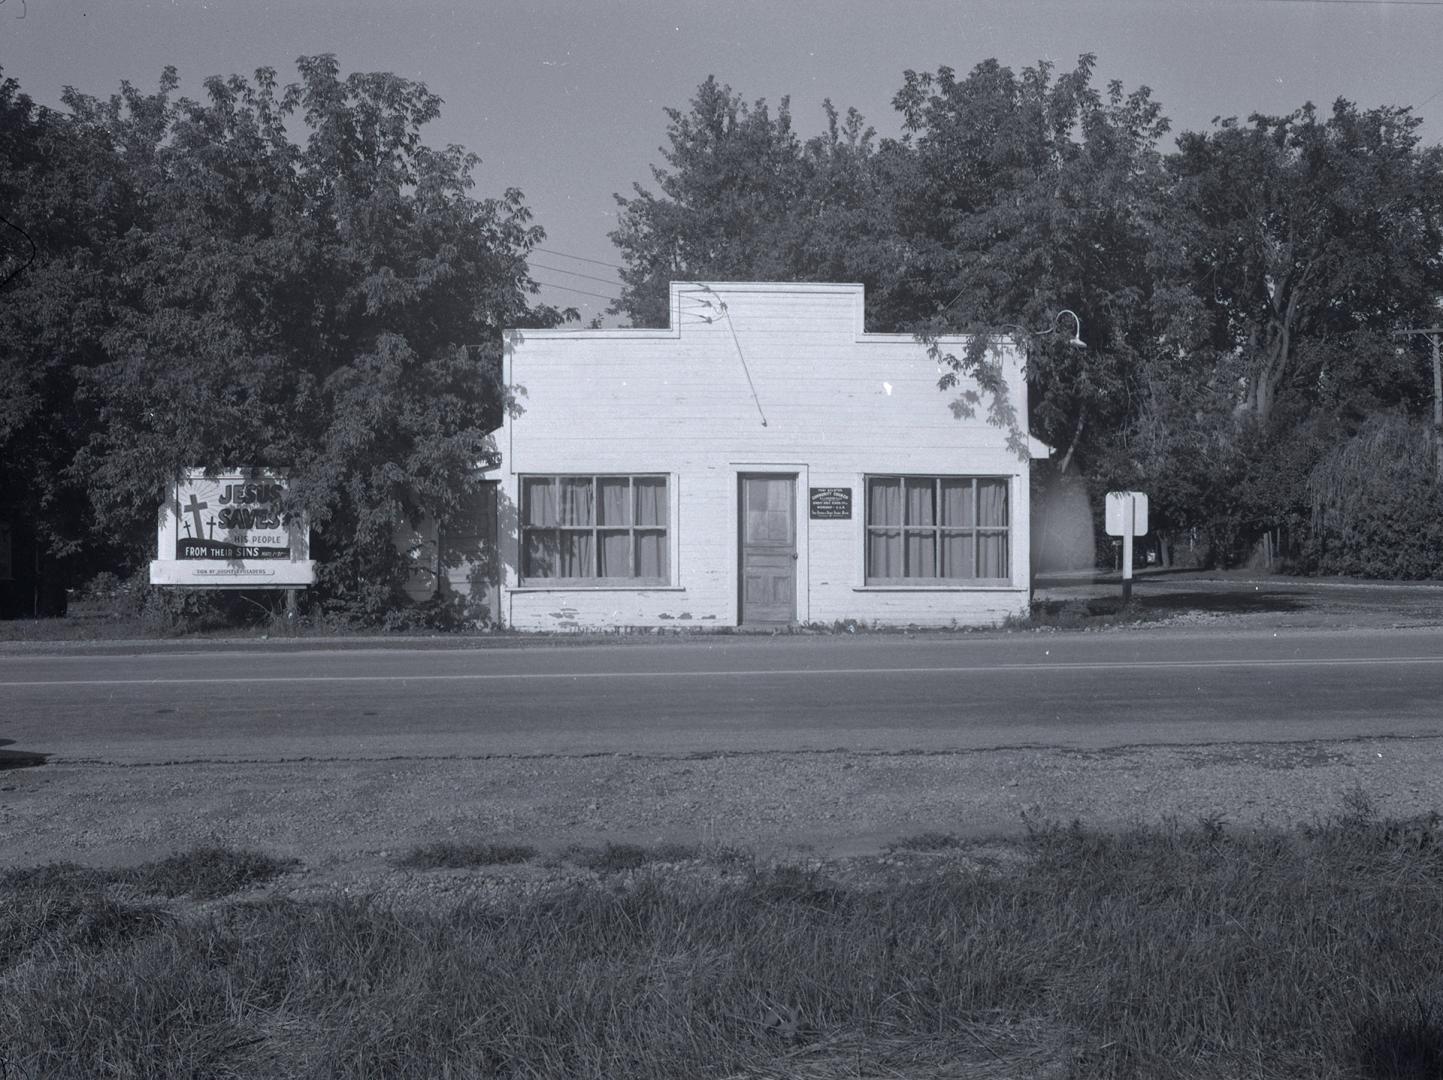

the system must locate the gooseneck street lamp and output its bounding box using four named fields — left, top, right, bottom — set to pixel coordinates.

left=994, top=309, right=1088, bottom=350
left=1051, top=309, right=1087, bottom=350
